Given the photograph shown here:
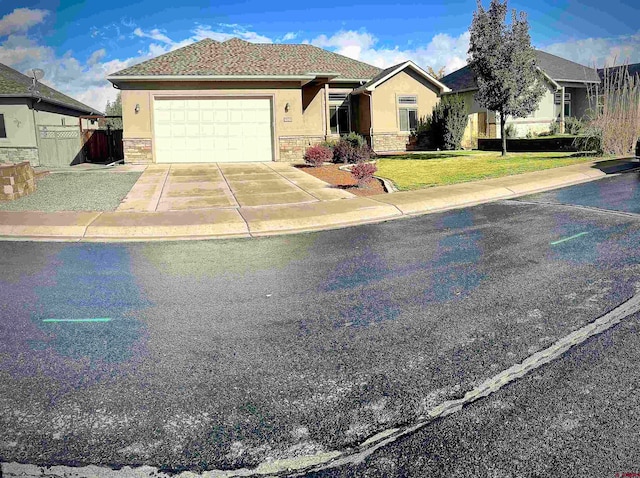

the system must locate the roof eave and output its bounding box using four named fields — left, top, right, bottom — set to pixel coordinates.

left=0, top=93, right=101, bottom=115
left=554, top=78, right=601, bottom=84
left=442, top=87, right=478, bottom=95
left=107, top=74, right=319, bottom=82
left=362, top=61, right=451, bottom=94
